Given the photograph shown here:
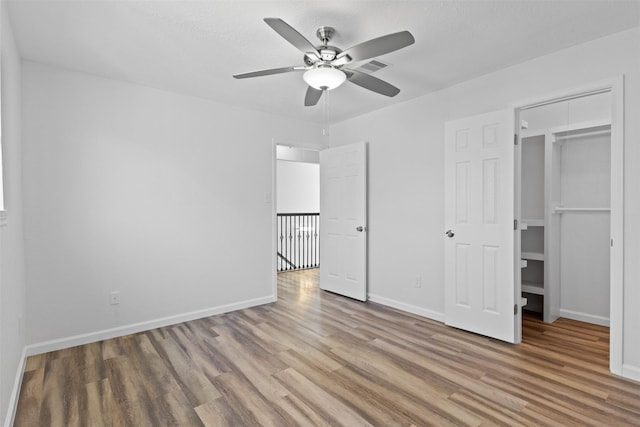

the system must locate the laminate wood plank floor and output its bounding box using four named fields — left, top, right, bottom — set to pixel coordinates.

left=14, top=269, right=640, bottom=426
